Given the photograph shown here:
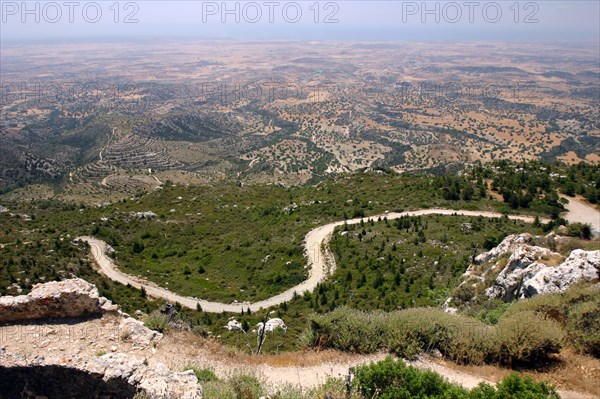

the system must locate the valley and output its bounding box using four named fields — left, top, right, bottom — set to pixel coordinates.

left=2, top=41, right=599, bottom=200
